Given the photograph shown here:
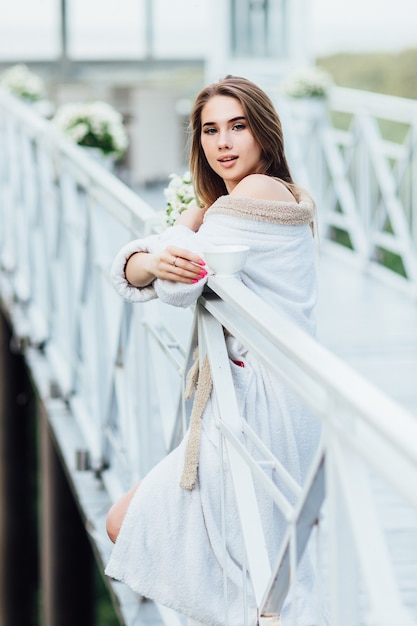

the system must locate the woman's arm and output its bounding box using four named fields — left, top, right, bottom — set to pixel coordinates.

left=111, top=227, right=208, bottom=304
left=125, top=245, right=207, bottom=287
